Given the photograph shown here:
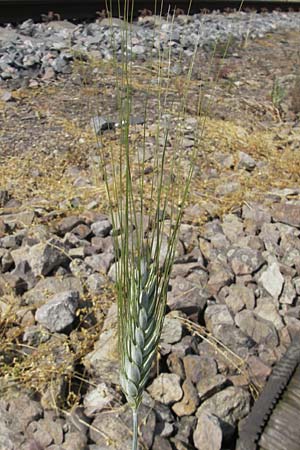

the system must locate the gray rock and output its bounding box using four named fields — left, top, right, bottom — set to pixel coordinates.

left=83, top=327, right=119, bottom=384
left=22, top=325, right=50, bottom=345
left=86, top=273, right=107, bottom=294
left=167, top=352, right=185, bottom=379
left=172, top=379, right=199, bottom=416
left=228, top=247, right=265, bottom=275
left=254, top=302, right=284, bottom=330
left=35, top=291, right=79, bottom=332
left=280, top=277, right=296, bottom=305
left=196, top=386, right=251, bottom=427
left=147, top=373, right=183, bottom=405
left=55, top=216, right=84, bottom=235
left=211, top=323, right=255, bottom=357
left=237, top=151, right=256, bottom=171
left=204, top=304, right=234, bottom=332
left=91, top=219, right=112, bottom=237
left=11, top=238, right=68, bottom=277
left=62, top=432, right=87, bottom=450
left=197, top=374, right=228, bottom=401
left=175, top=415, right=197, bottom=443
left=1, top=211, right=35, bottom=228
left=193, top=412, right=223, bottom=450
left=8, top=394, right=43, bottom=430
left=71, top=223, right=91, bottom=240
left=23, top=276, right=83, bottom=306
left=161, top=312, right=183, bottom=345
left=69, top=258, right=93, bottom=278
left=235, top=309, right=278, bottom=347
left=271, top=201, right=300, bottom=227
left=224, top=284, right=255, bottom=312
left=152, top=436, right=173, bottom=450
left=294, top=277, right=300, bottom=295
left=167, top=276, right=209, bottom=315
left=83, top=383, right=116, bottom=417
left=183, top=355, right=217, bottom=385
left=172, top=335, right=197, bottom=357
left=90, top=116, right=115, bottom=135
left=215, top=181, right=241, bottom=197
left=90, top=404, right=155, bottom=449
left=85, top=253, right=114, bottom=274
left=221, top=214, right=244, bottom=243
left=207, top=262, right=234, bottom=296
left=0, top=403, right=24, bottom=449
left=259, top=262, right=284, bottom=299
left=259, top=223, right=280, bottom=251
